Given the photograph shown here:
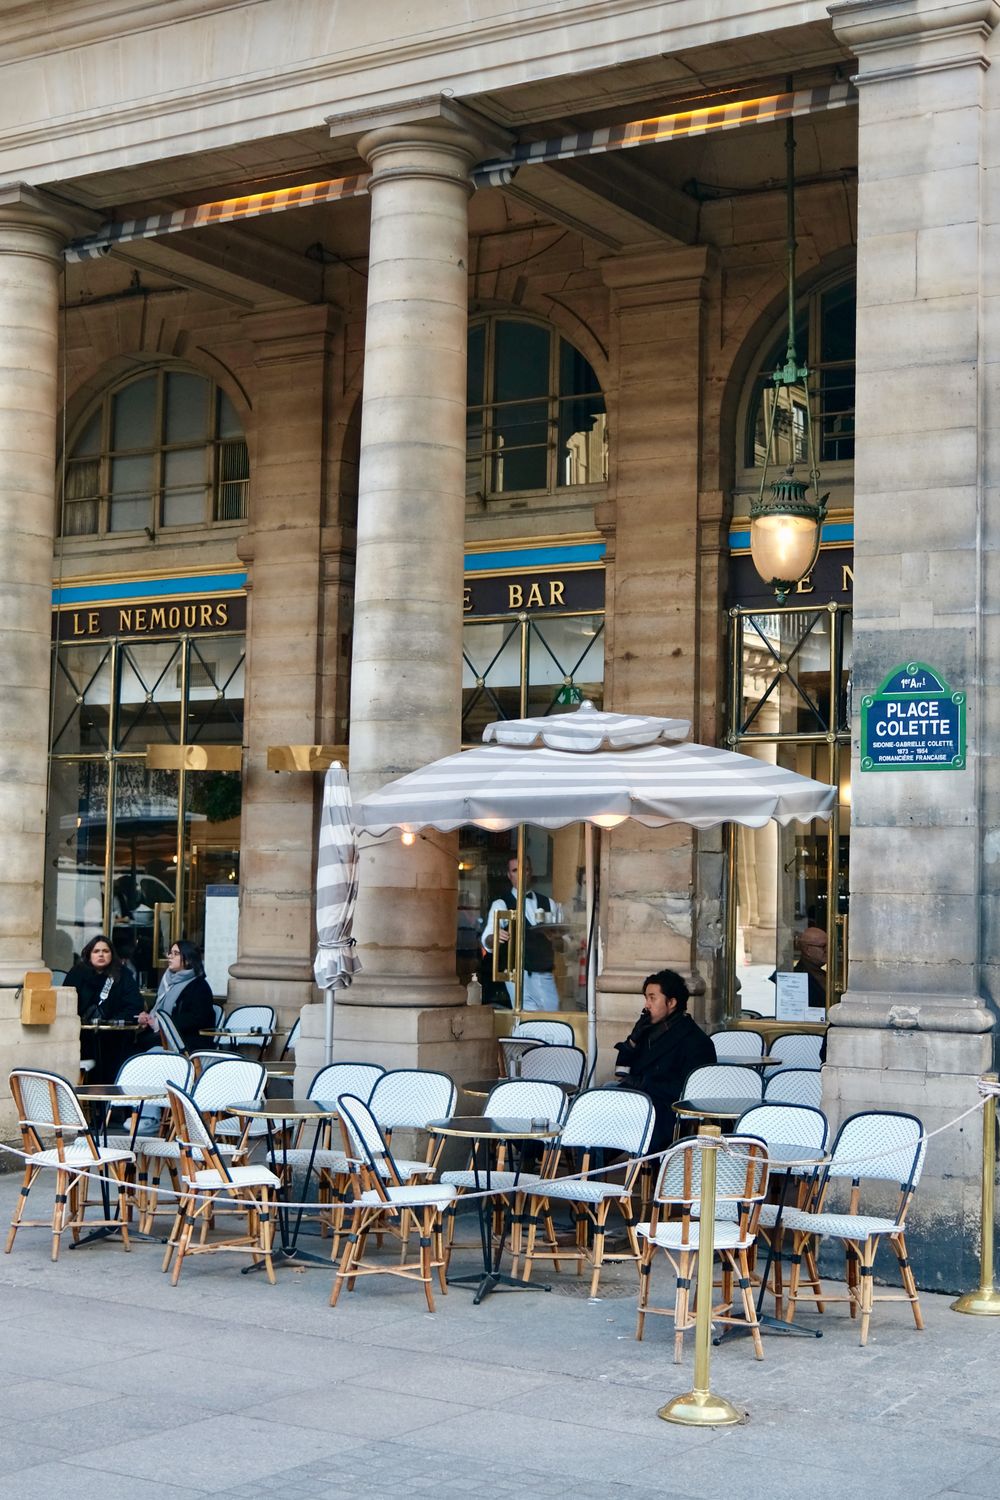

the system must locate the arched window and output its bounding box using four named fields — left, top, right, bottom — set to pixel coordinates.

left=62, top=368, right=249, bottom=537
left=466, top=316, right=607, bottom=499
left=745, top=275, right=855, bottom=469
